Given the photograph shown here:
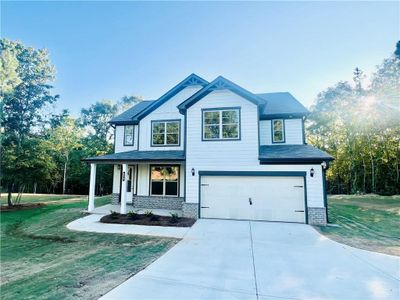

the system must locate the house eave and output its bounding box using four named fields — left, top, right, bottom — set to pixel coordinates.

left=259, top=157, right=334, bottom=164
